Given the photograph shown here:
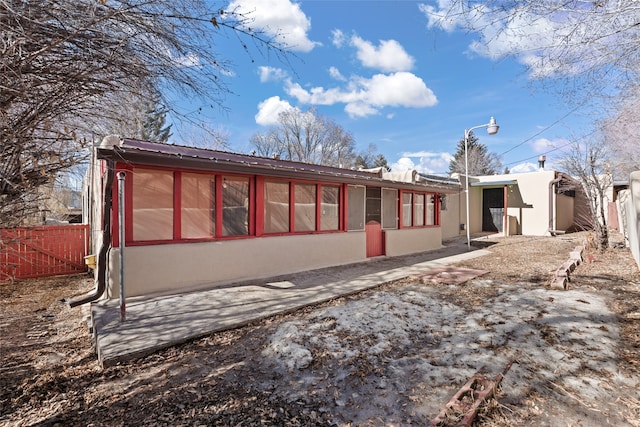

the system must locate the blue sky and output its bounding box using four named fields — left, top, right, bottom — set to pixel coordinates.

left=168, top=0, right=596, bottom=175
